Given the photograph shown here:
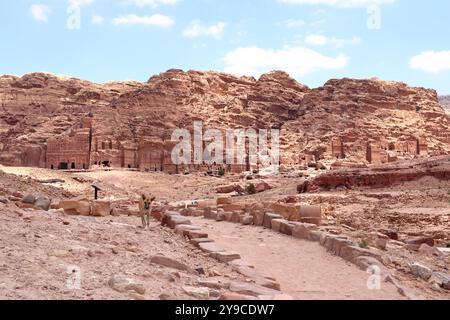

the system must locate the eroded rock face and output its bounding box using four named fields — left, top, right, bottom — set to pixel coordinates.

left=281, top=78, right=450, bottom=167
left=298, top=156, right=450, bottom=193
left=1, top=71, right=449, bottom=172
